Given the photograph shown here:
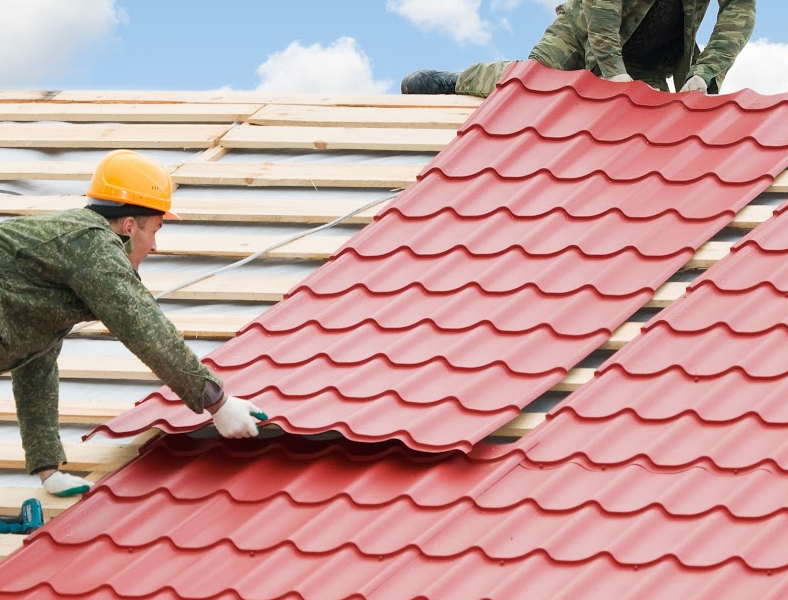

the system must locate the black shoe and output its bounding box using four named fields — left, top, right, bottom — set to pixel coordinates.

left=401, top=69, right=459, bottom=94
